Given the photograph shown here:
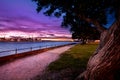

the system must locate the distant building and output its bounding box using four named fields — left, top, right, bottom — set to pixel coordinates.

left=94, top=40, right=100, bottom=43
left=0, top=36, right=73, bottom=42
